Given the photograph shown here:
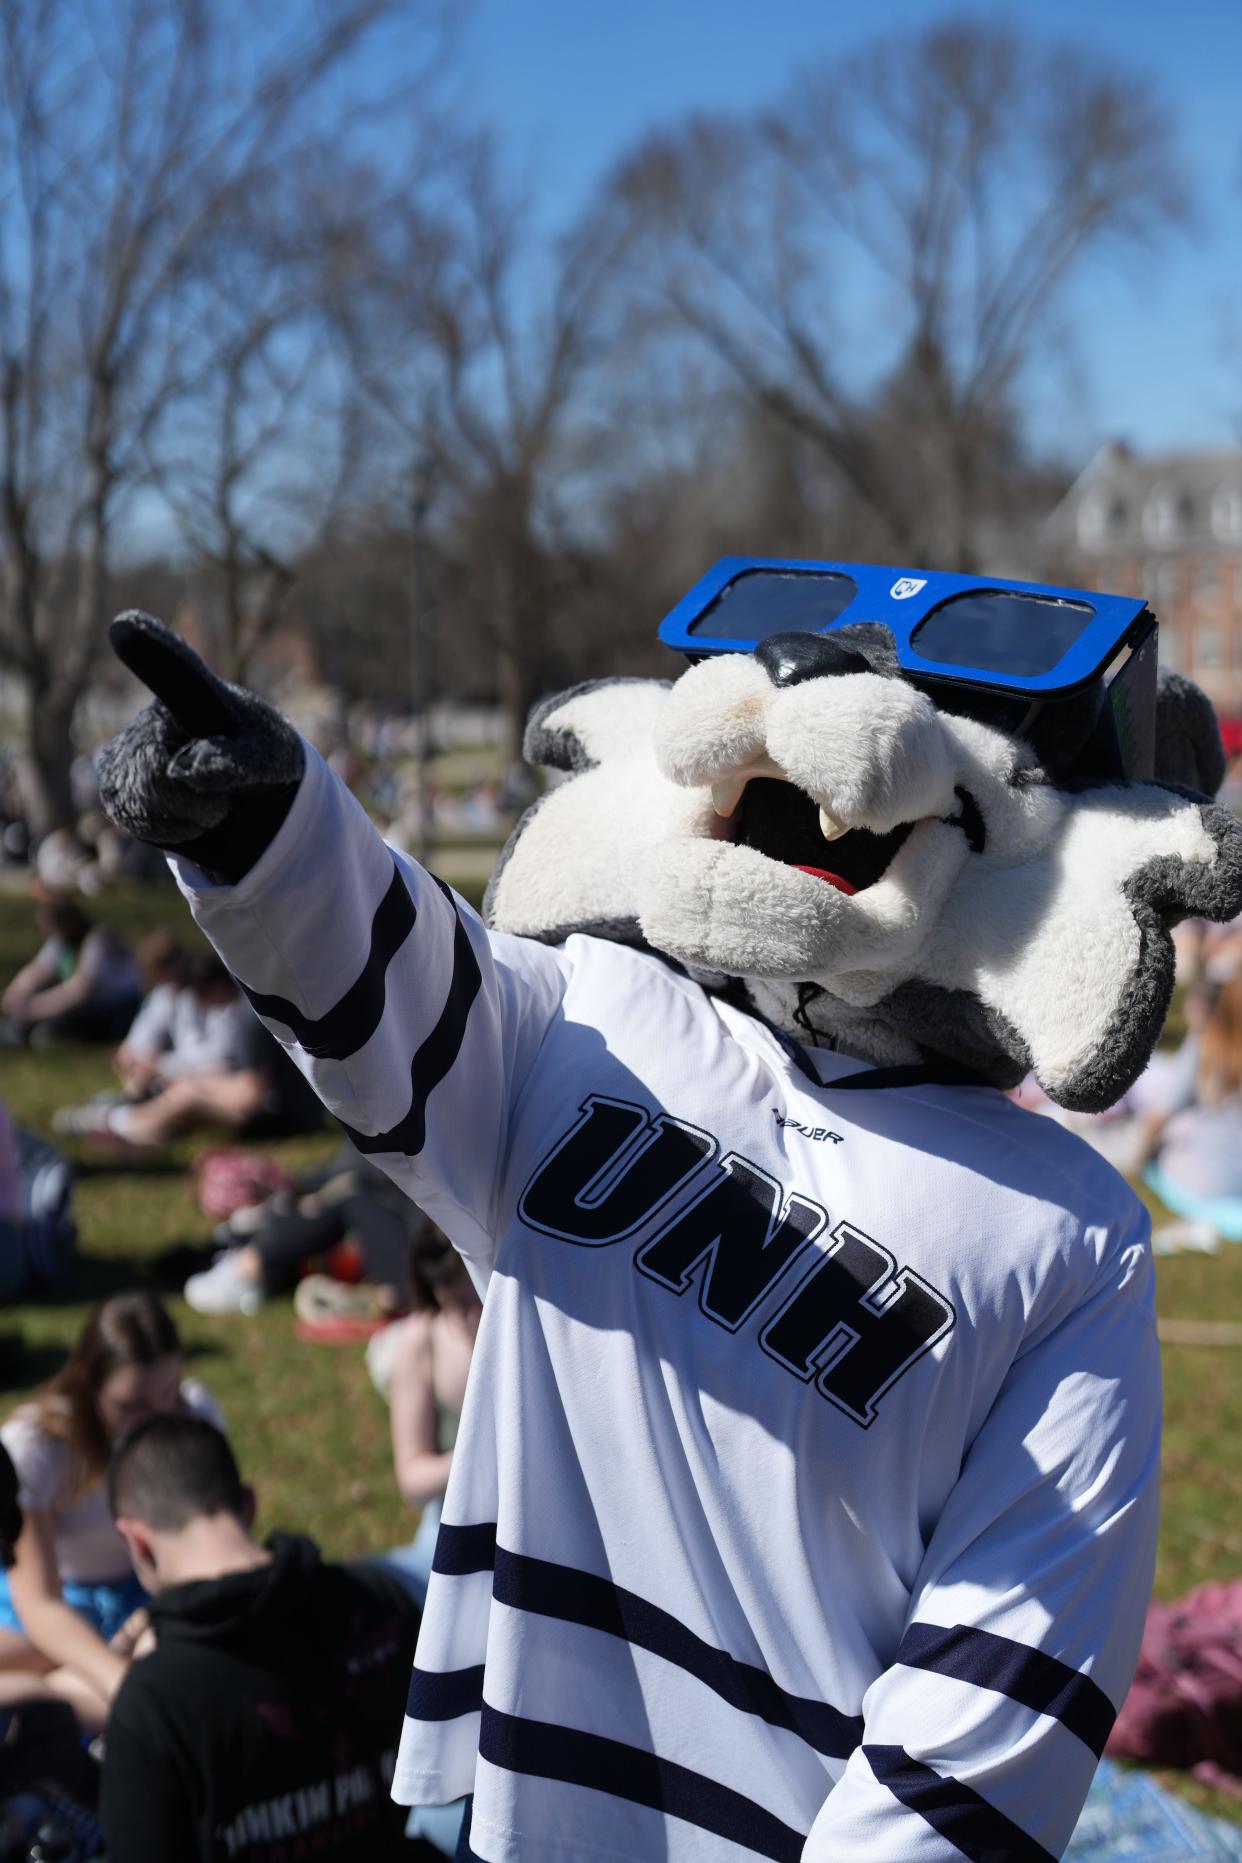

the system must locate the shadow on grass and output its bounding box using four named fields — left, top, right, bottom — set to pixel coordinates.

left=0, top=1333, right=66, bottom=1390
left=19, top=1238, right=220, bottom=1310
left=71, top=1155, right=189, bottom=1181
